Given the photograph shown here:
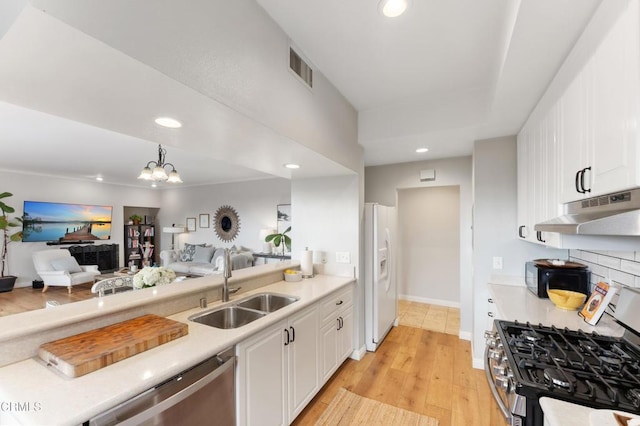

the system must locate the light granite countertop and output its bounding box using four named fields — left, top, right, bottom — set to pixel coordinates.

left=0, top=274, right=355, bottom=426
left=488, top=283, right=624, bottom=336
